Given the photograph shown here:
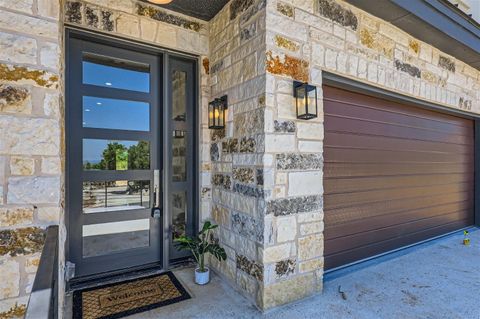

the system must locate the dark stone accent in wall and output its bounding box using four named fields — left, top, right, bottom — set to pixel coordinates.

left=236, top=254, right=263, bottom=281
left=275, top=259, right=295, bottom=277
left=277, top=2, right=294, bottom=18
left=211, top=128, right=226, bottom=142
left=240, top=0, right=266, bottom=24
left=240, top=22, right=257, bottom=42
left=318, top=0, right=358, bottom=31
left=101, top=10, right=115, bottom=31
left=267, top=195, right=323, bottom=216
left=136, top=3, right=202, bottom=32
left=394, top=60, right=421, bottom=78
left=230, top=0, right=254, bottom=20
left=210, top=60, right=224, bottom=74
left=201, top=187, right=211, bottom=199
left=239, top=137, right=256, bottom=153
left=438, top=56, right=456, bottom=72
left=256, top=169, right=264, bottom=186
left=0, top=227, right=46, bottom=257
left=459, top=97, right=472, bottom=111
left=65, top=1, right=82, bottom=23
left=210, top=143, right=220, bottom=161
left=0, top=84, right=28, bottom=106
left=85, top=6, right=99, bottom=28
left=276, top=154, right=323, bottom=170
left=232, top=212, right=264, bottom=242
left=233, top=183, right=265, bottom=198
left=213, top=174, right=231, bottom=190
left=233, top=167, right=255, bottom=183
left=211, top=130, right=226, bottom=144
left=222, top=138, right=239, bottom=153
left=273, top=120, right=296, bottom=133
